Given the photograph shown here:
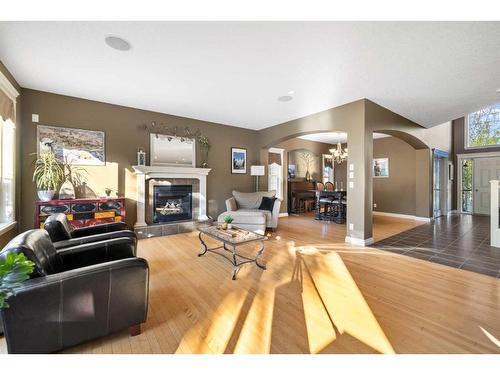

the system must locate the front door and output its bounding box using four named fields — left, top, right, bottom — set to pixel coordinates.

left=473, top=157, right=500, bottom=215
